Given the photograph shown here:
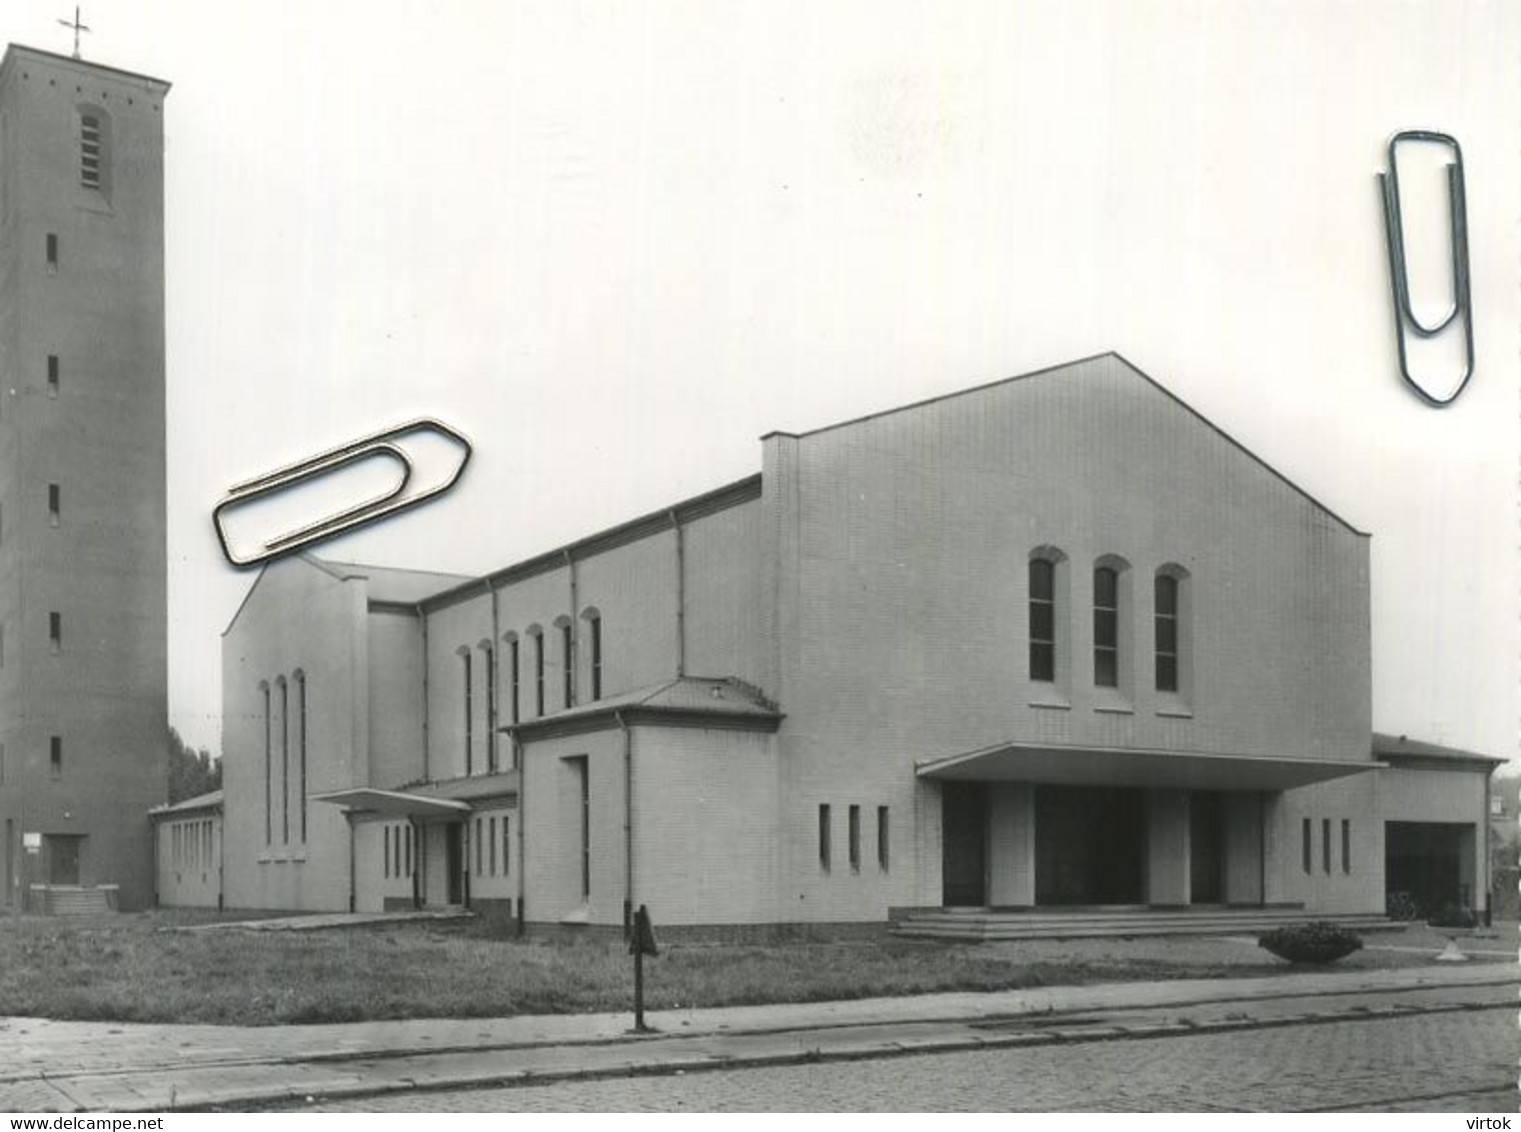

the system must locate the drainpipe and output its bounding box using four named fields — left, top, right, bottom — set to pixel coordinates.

left=410, top=819, right=421, bottom=910
left=618, top=710, right=633, bottom=939
left=514, top=729, right=526, bottom=936
left=1482, top=773, right=1492, bottom=926
left=669, top=511, right=685, bottom=677
left=1258, top=792, right=1266, bottom=908
left=488, top=579, right=500, bottom=772
left=346, top=812, right=356, bottom=912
